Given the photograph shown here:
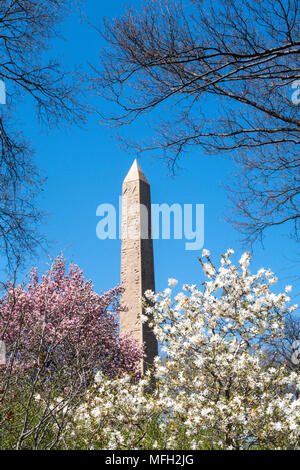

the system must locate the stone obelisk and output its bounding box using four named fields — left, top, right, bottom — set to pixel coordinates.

left=120, top=160, right=158, bottom=375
